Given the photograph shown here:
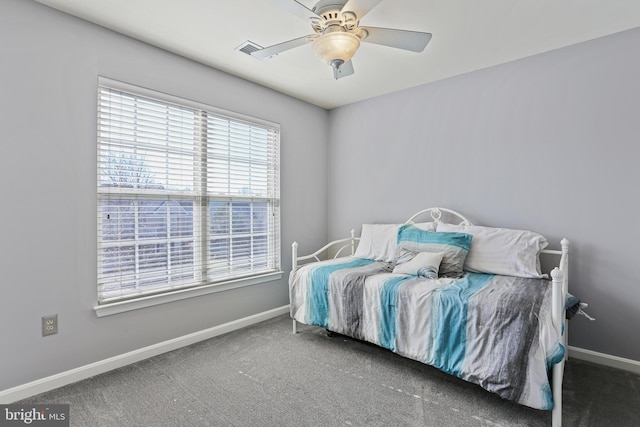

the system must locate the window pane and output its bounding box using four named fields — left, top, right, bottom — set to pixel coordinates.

left=210, top=202, right=230, bottom=236
left=139, top=243, right=168, bottom=287
left=101, top=199, right=135, bottom=241
left=139, top=200, right=167, bottom=239
left=252, top=203, right=268, bottom=235
left=97, top=92, right=197, bottom=193
left=253, top=235, right=268, bottom=269
left=209, top=237, right=230, bottom=276
left=170, top=241, right=195, bottom=282
left=231, top=236, right=252, bottom=271
left=98, top=151, right=159, bottom=190
left=169, top=201, right=194, bottom=238
left=231, top=202, right=251, bottom=234
left=101, top=245, right=135, bottom=278
left=206, top=201, right=273, bottom=280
